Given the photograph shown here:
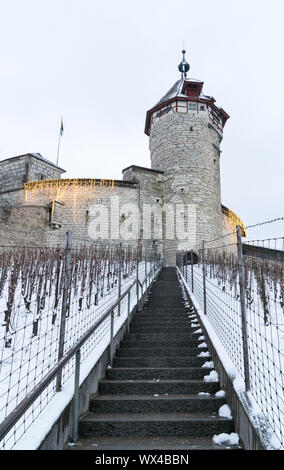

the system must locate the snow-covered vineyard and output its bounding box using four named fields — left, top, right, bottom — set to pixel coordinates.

left=178, top=237, right=284, bottom=449
left=0, top=230, right=283, bottom=450
left=0, top=242, right=159, bottom=449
